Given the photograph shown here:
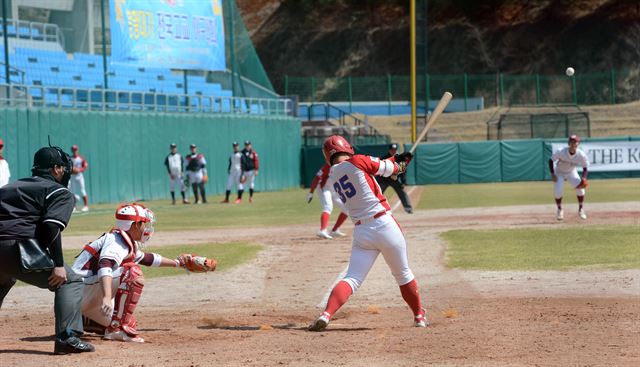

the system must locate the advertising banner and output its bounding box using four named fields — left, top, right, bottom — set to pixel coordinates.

left=109, top=0, right=226, bottom=70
